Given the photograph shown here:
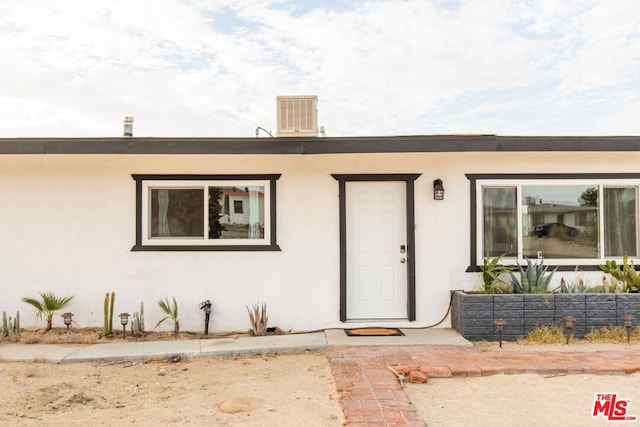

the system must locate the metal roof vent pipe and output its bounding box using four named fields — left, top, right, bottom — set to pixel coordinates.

left=123, top=116, right=134, bottom=137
